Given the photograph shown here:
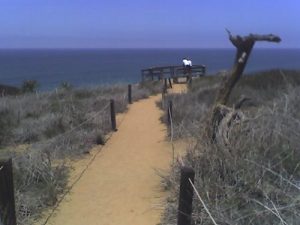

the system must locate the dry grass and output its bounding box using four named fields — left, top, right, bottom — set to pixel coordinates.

left=161, top=76, right=221, bottom=139
left=161, top=70, right=300, bottom=225
left=0, top=80, right=162, bottom=224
